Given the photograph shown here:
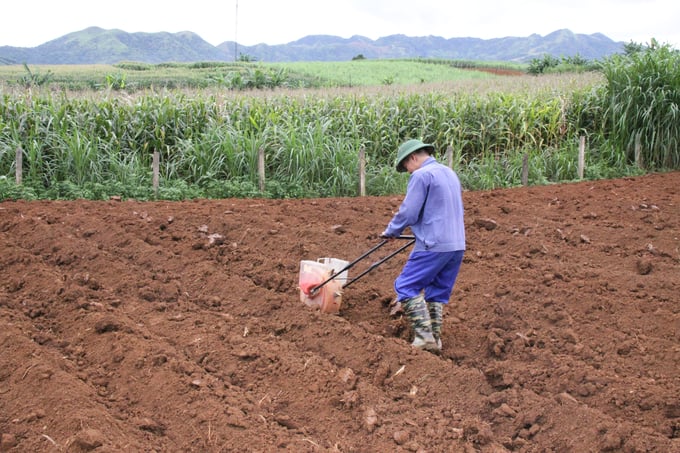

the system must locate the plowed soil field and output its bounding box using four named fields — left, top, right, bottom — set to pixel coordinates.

left=1, top=171, right=679, bottom=452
